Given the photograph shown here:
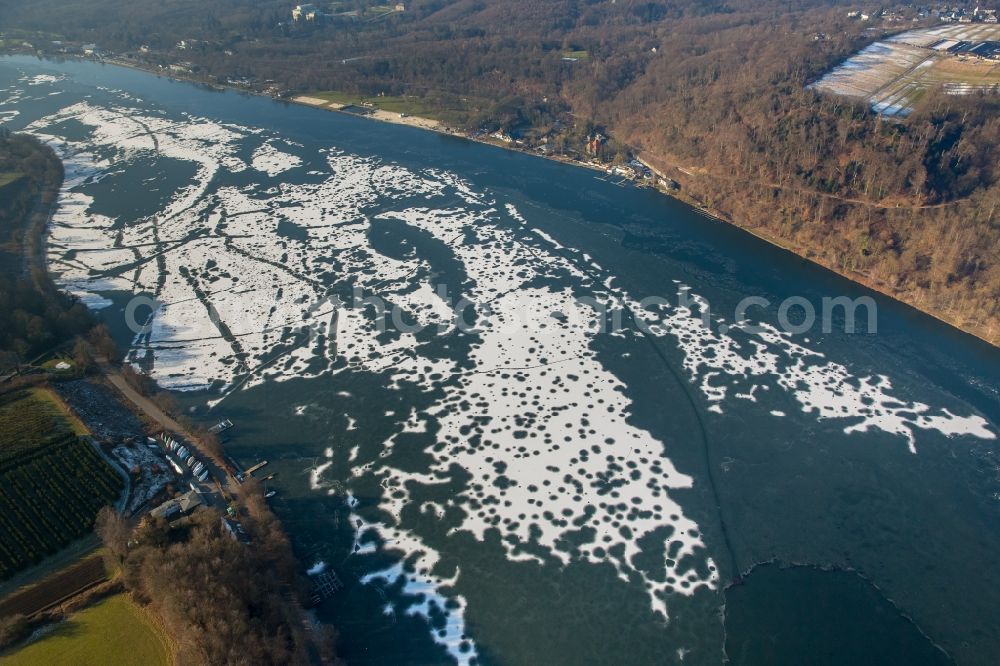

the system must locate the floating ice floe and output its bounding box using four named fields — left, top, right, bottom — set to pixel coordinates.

left=22, top=73, right=65, bottom=86
left=251, top=140, right=303, bottom=176
left=350, top=498, right=478, bottom=666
